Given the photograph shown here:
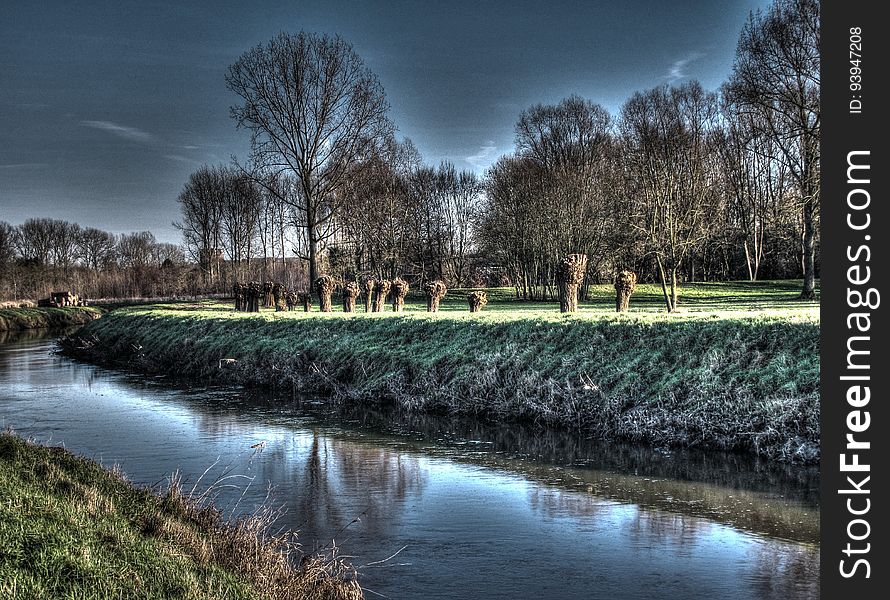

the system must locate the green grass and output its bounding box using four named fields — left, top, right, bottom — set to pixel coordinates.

left=0, top=306, right=104, bottom=331
left=64, top=280, right=820, bottom=462
left=0, top=431, right=361, bottom=600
